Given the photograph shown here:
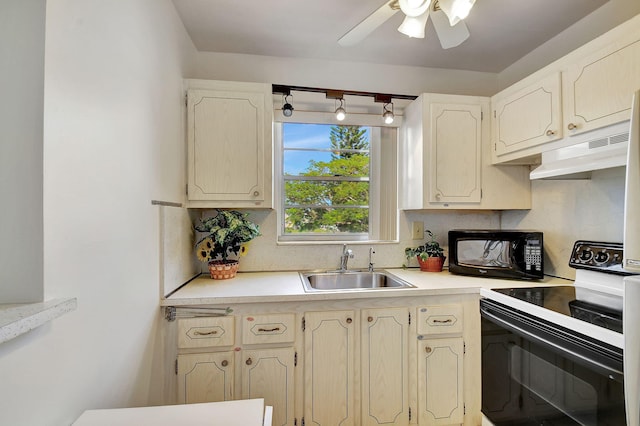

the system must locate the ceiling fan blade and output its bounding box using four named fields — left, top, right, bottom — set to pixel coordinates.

left=338, top=0, right=400, bottom=46
left=430, top=8, right=469, bottom=49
